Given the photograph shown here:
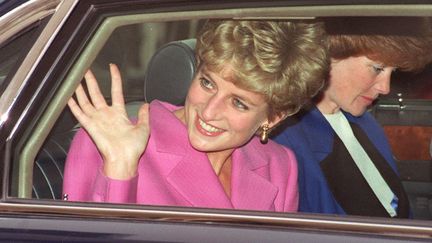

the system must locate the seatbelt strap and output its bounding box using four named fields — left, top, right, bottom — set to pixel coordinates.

left=324, top=111, right=397, bottom=217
